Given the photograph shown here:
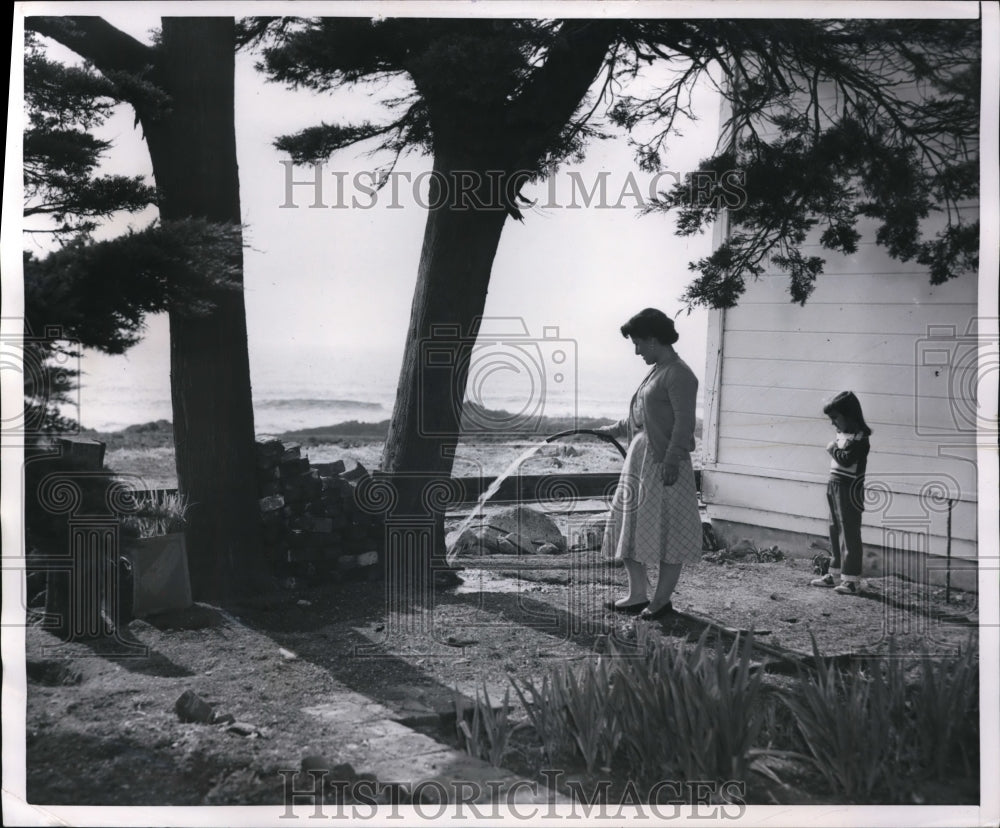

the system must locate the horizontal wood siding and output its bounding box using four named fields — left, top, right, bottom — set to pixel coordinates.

left=701, top=62, right=982, bottom=561
left=719, top=357, right=970, bottom=411
left=703, top=223, right=980, bottom=556
left=714, top=440, right=976, bottom=499
left=719, top=414, right=977, bottom=463
left=725, top=301, right=977, bottom=336
left=703, top=469, right=977, bottom=558
left=704, top=495, right=977, bottom=562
